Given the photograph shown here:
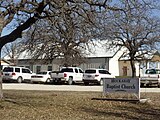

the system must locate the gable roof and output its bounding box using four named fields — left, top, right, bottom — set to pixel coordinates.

left=0, top=59, right=12, bottom=65
left=119, top=50, right=156, bottom=61
left=3, top=40, right=121, bottom=60
left=85, top=40, right=120, bottom=58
